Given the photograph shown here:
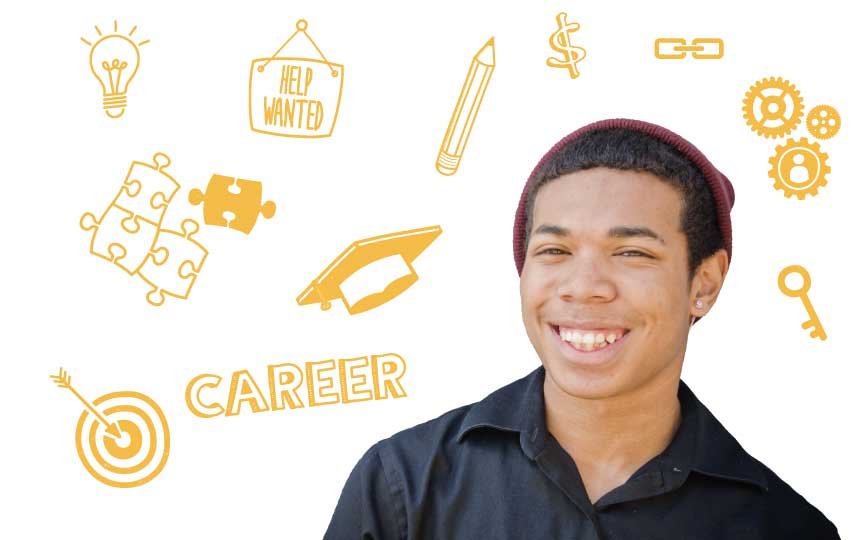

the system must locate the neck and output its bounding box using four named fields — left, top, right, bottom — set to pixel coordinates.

left=543, top=367, right=683, bottom=478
